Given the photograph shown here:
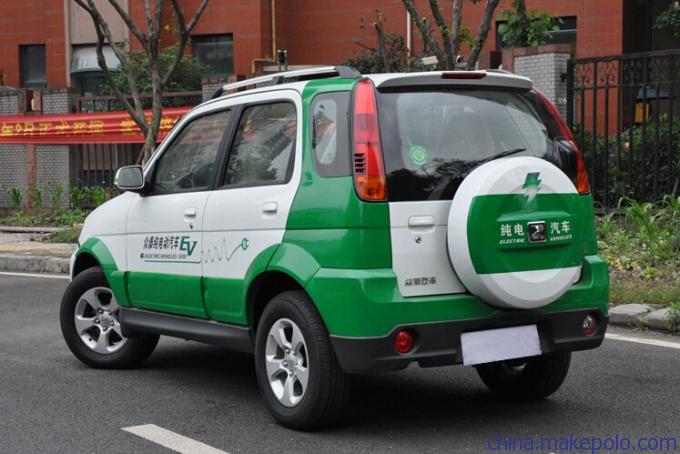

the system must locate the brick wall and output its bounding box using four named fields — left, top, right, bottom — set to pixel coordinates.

left=504, top=44, right=572, bottom=119
left=0, top=89, right=78, bottom=209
